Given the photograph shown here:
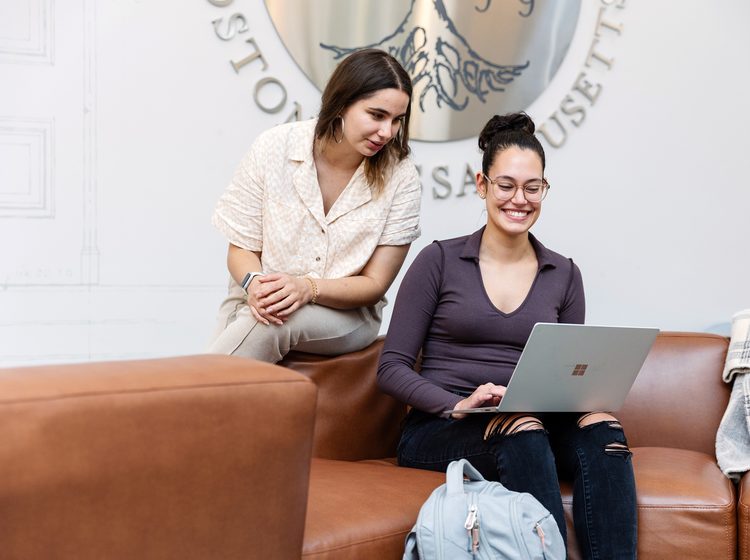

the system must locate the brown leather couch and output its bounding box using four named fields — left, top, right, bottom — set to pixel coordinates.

left=0, top=356, right=317, bottom=560
left=0, top=332, right=739, bottom=559
left=280, top=332, right=737, bottom=560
